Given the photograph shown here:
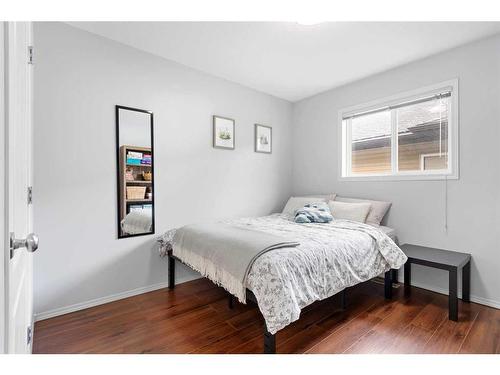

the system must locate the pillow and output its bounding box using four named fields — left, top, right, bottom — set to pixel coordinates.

left=335, top=196, right=391, bottom=226
left=282, top=196, right=328, bottom=216
left=304, top=193, right=337, bottom=202
left=294, top=202, right=333, bottom=223
left=328, top=201, right=371, bottom=223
